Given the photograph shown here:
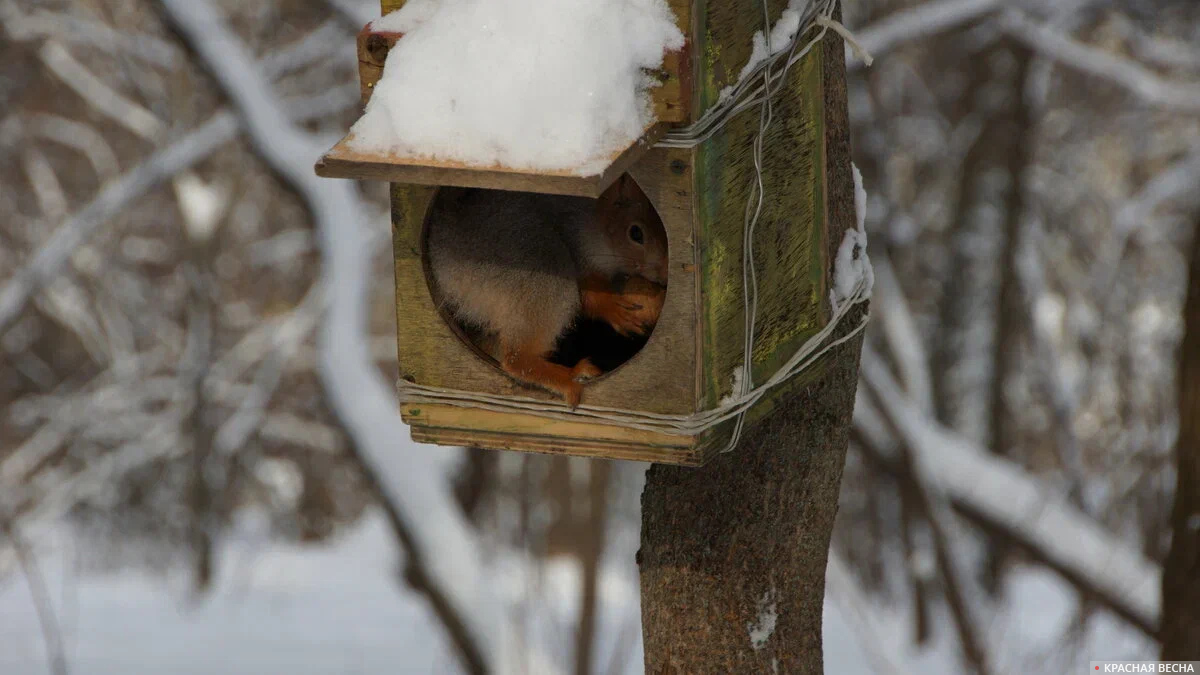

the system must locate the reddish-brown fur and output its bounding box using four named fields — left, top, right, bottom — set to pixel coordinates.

left=427, top=175, right=668, bottom=406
